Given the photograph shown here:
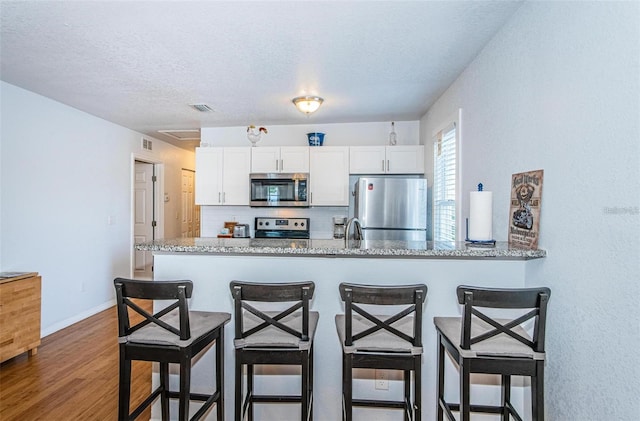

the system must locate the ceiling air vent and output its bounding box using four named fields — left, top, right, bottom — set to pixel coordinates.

left=157, top=129, right=201, bottom=140
left=189, top=103, right=214, bottom=112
